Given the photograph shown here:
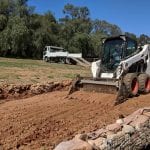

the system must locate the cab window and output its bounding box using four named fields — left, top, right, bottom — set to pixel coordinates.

left=125, top=39, right=137, bottom=57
